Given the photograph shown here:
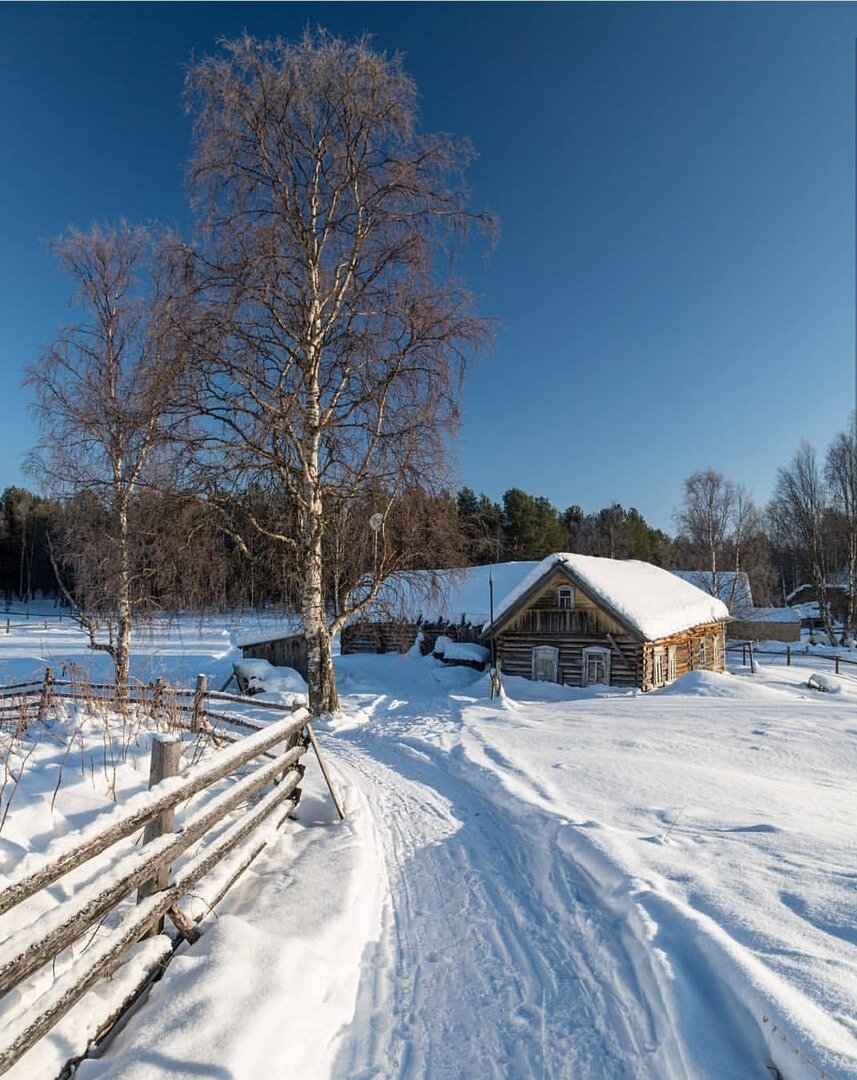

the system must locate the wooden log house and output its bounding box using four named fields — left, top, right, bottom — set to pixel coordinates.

left=483, top=554, right=730, bottom=692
